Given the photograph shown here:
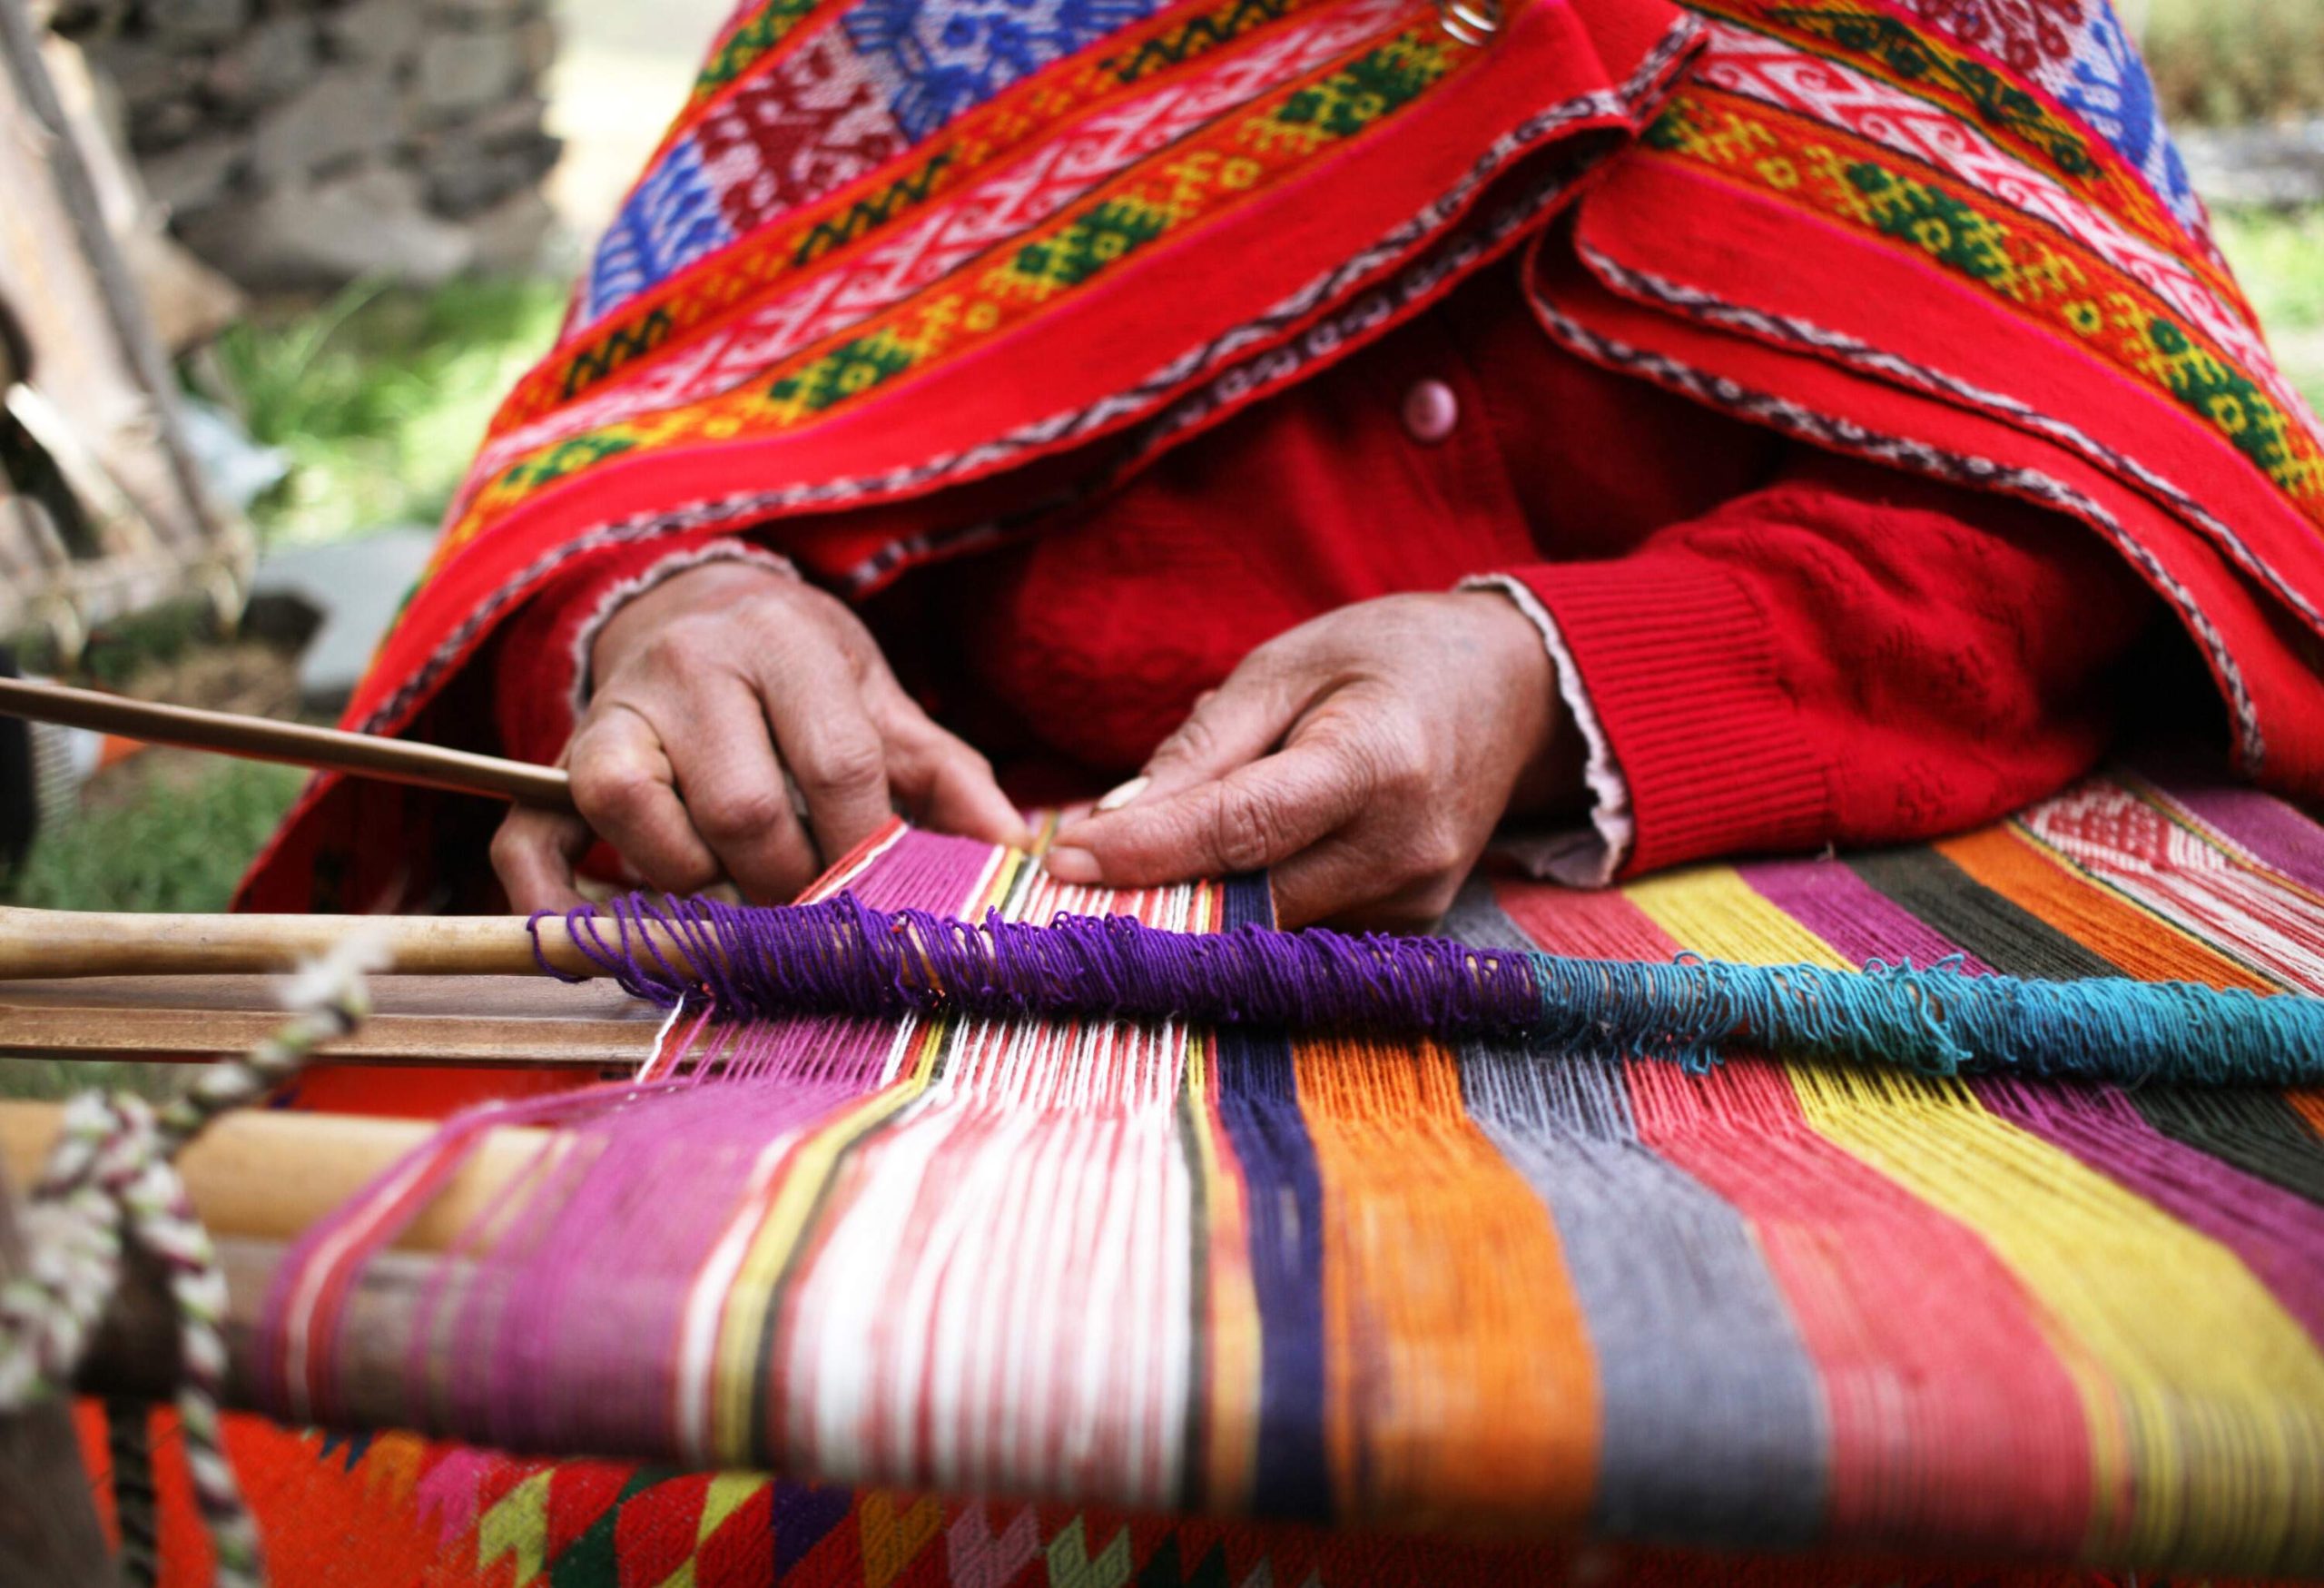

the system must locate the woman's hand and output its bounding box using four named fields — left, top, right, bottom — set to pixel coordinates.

left=493, top=559, right=1025, bottom=911
left=1042, top=591, right=1581, bottom=928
